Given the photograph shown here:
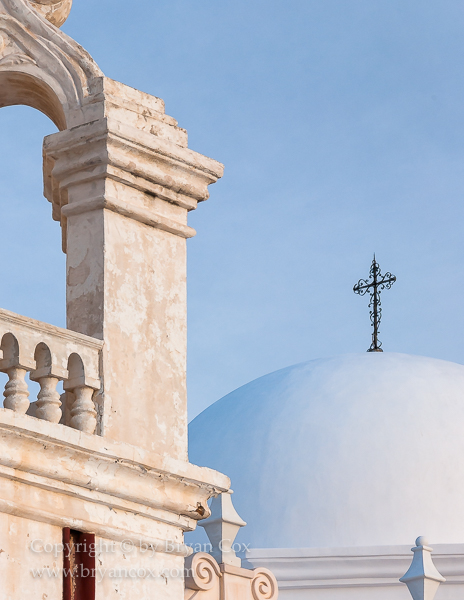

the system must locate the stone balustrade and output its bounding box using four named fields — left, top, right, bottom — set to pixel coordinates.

left=0, top=307, right=102, bottom=434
